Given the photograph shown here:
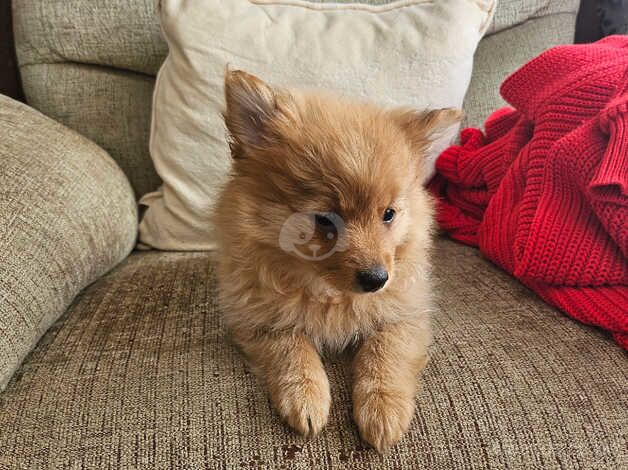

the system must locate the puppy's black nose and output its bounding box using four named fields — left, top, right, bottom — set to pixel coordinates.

left=356, top=266, right=388, bottom=292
